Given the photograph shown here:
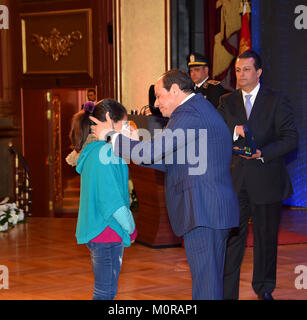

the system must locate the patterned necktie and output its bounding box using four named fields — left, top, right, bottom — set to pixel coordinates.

left=245, top=94, right=252, bottom=119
